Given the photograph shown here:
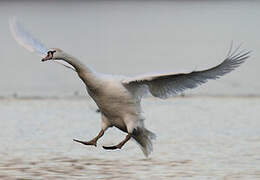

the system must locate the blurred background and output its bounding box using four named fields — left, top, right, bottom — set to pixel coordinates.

left=1, top=0, right=259, bottom=98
